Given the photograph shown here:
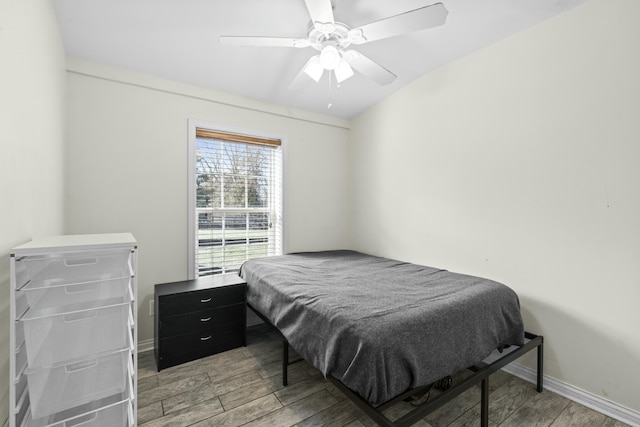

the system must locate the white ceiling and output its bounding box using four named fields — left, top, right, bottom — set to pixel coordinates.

left=52, top=0, right=588, bottom=119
